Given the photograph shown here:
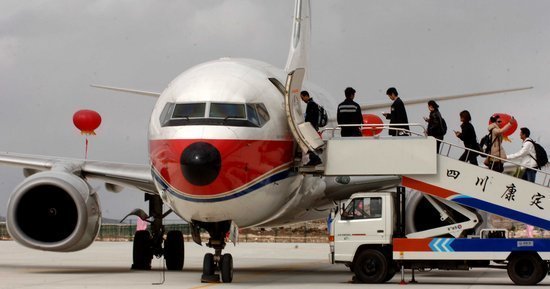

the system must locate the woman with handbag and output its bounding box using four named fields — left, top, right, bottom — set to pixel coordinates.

left=454, top=110, right=479, bottom=165
left=424, top=100, right=446, bottom=153
left=485, top=114, right=516, bottom=172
